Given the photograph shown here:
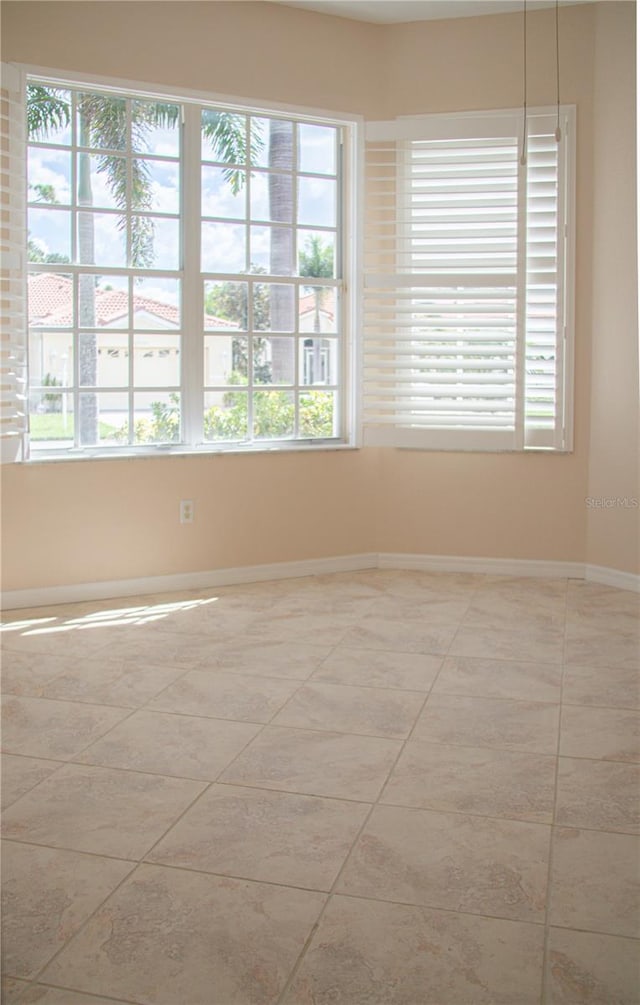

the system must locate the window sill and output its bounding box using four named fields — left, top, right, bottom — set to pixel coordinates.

left=23, top=439, right=360, bottom=464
